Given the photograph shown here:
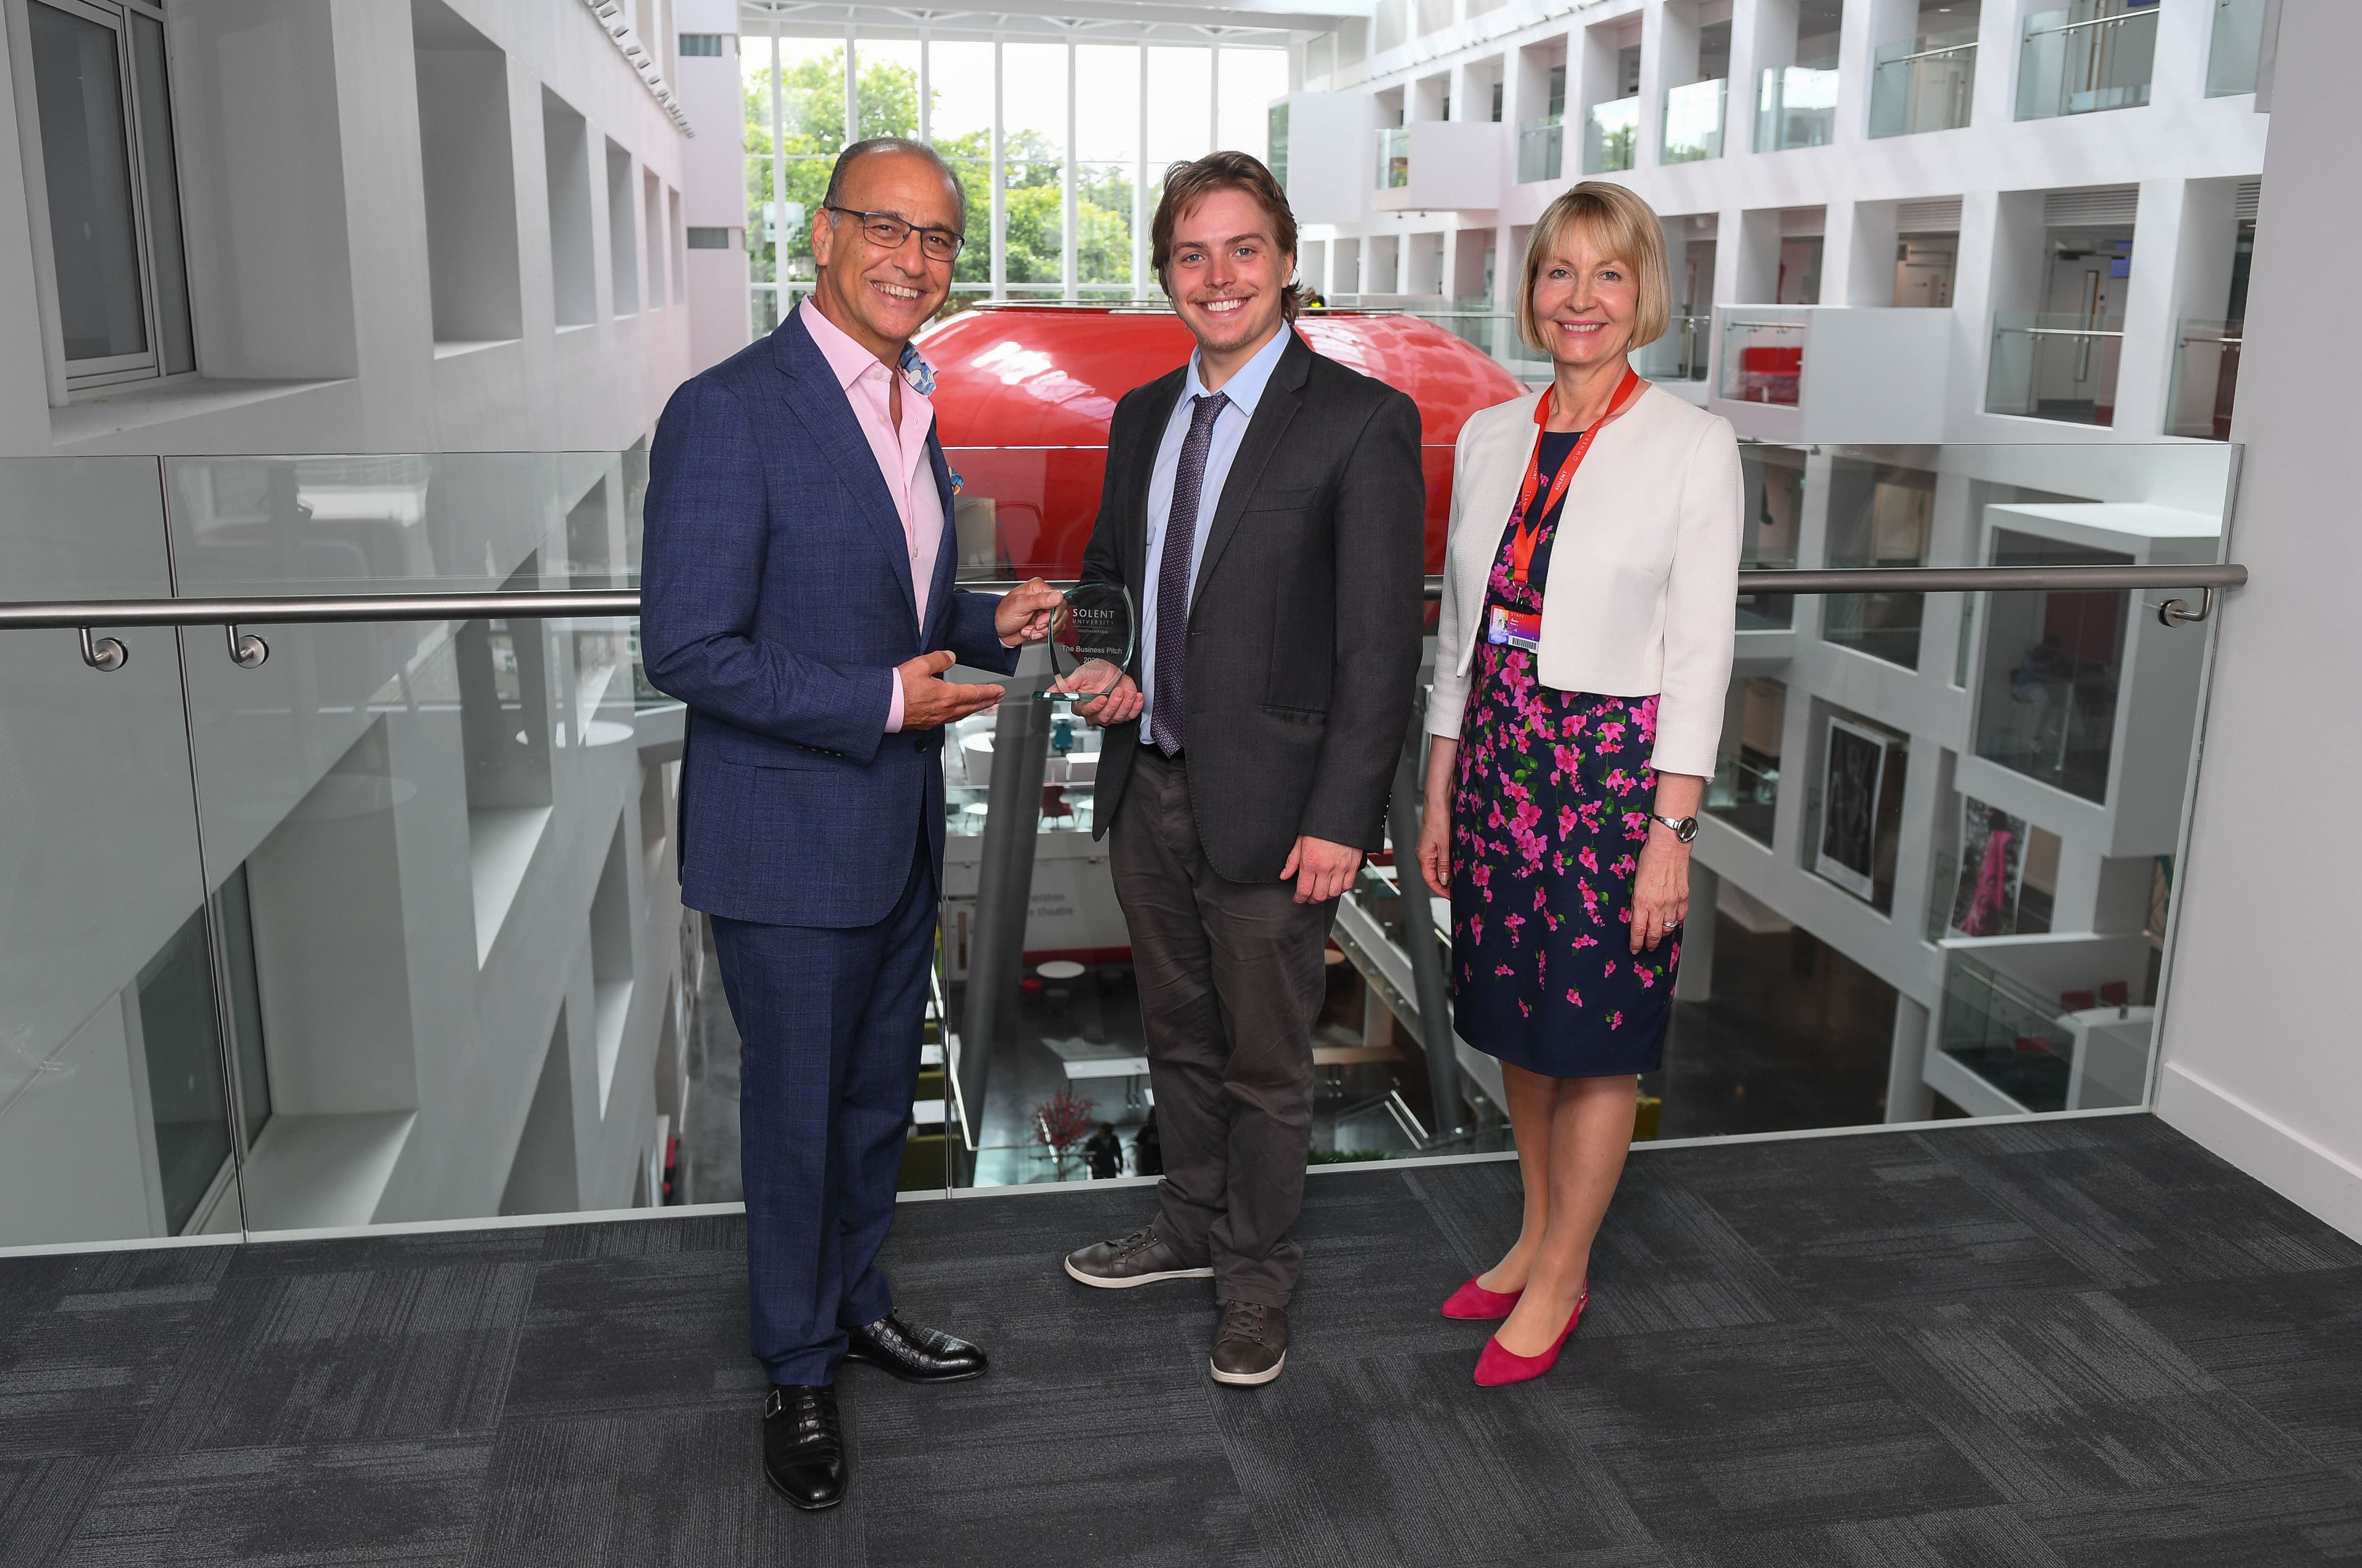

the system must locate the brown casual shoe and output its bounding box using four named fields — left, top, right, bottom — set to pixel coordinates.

left=1064, top=1226, right=1215, bottom=1289
left=1209, top=1299, right=1289, bottom=1386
